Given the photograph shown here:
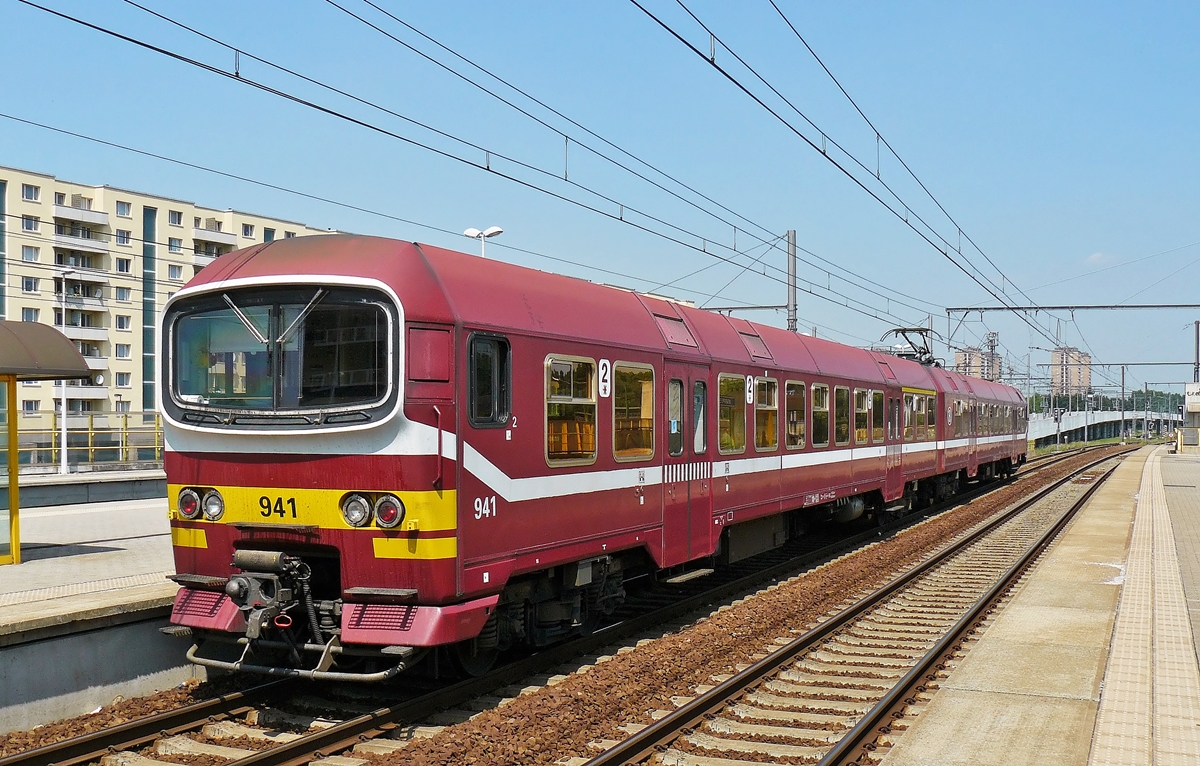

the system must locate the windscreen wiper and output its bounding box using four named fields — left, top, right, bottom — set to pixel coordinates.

left=222, top=294, right=269, bottom=344
left=277, top=289, right=327, bottom=344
